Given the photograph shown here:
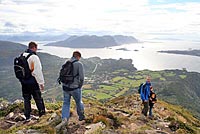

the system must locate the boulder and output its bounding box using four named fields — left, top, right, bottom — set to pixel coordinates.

left=6, top=112, right=14, bottom=120
left=85, top=122, right=106, bottom=134
left=48, top=113, right=61, bottom=125
left=13, top=99, right=23, bottom=104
